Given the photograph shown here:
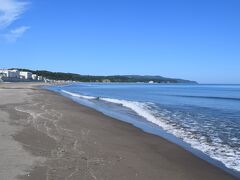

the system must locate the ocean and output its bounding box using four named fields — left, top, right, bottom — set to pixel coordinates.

left=47, top=83, right=240, bottom=176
